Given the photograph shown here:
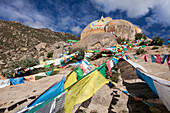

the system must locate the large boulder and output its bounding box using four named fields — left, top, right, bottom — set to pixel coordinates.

left=70, top=32, right=117, bottom=52
left=80, top=17, right=142, bottom=41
